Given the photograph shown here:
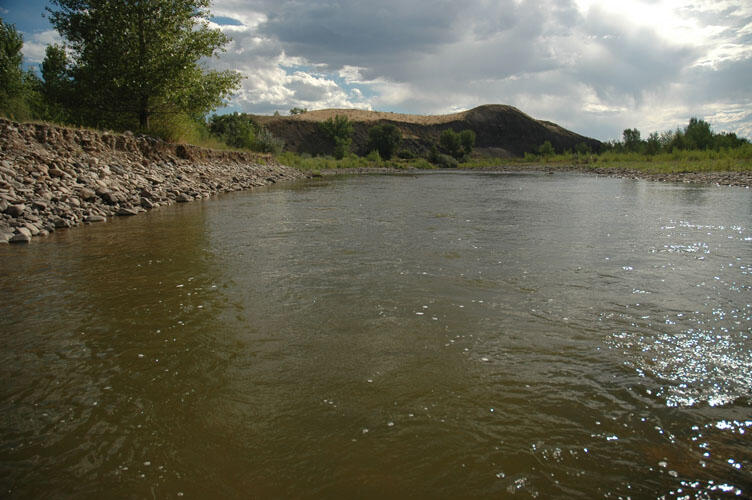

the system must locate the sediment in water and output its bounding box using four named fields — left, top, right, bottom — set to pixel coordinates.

left=0, top=119, right=305, bottom=244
